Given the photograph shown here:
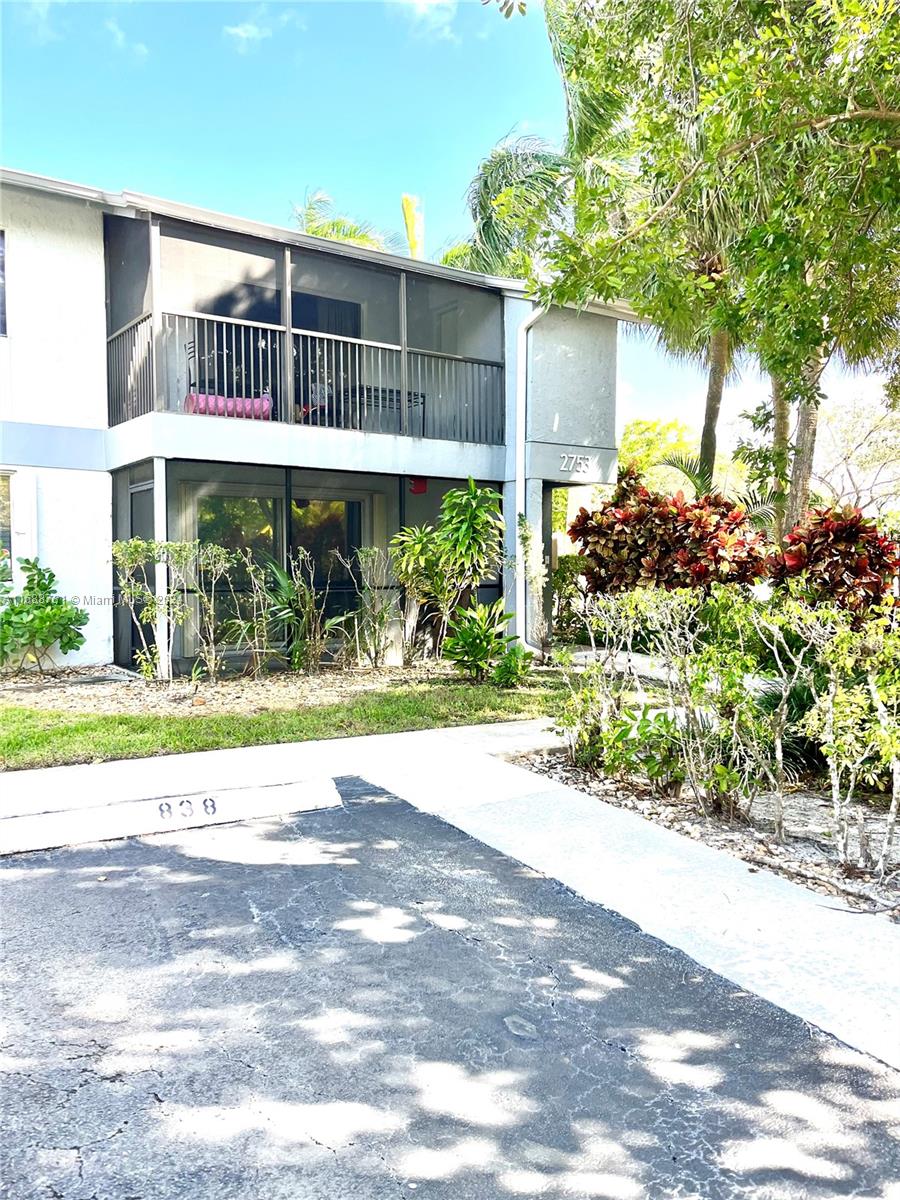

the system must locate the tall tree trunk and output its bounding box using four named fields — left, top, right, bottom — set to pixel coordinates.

left=784, top=352, right=826, bottom=530
left=699, top=329, right=729, bottom=481
left=771, top=373, right=790, bottom=542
